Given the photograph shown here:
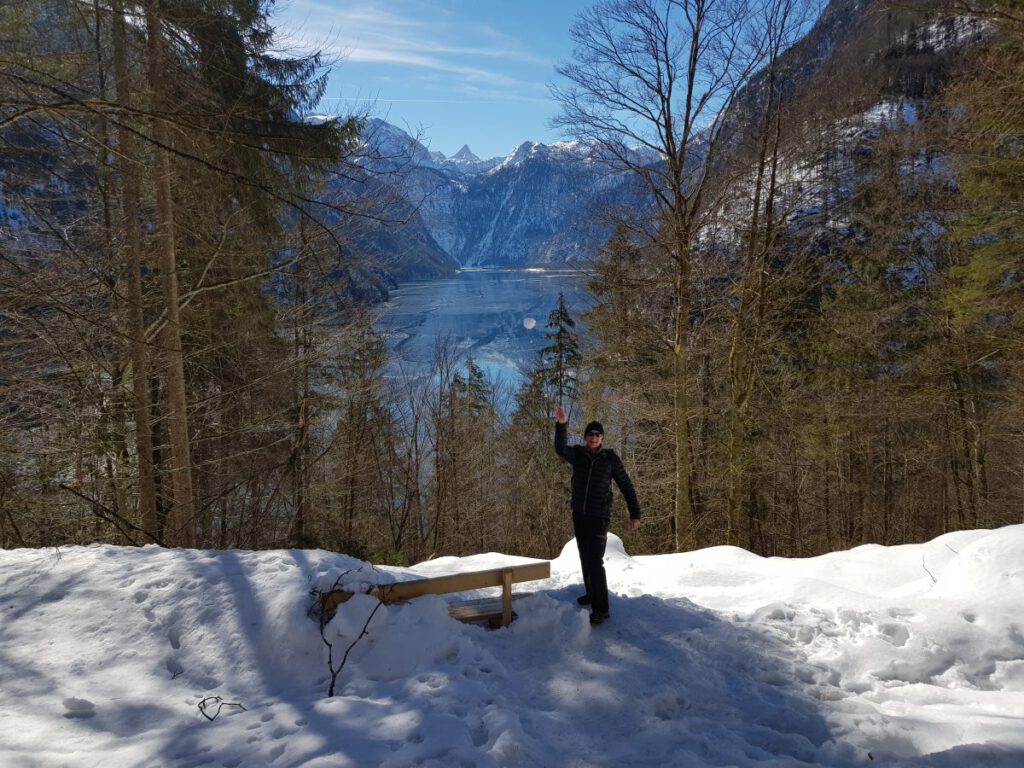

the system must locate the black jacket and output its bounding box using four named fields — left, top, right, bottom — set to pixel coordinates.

left=555, top=422, right=641, bottom=521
